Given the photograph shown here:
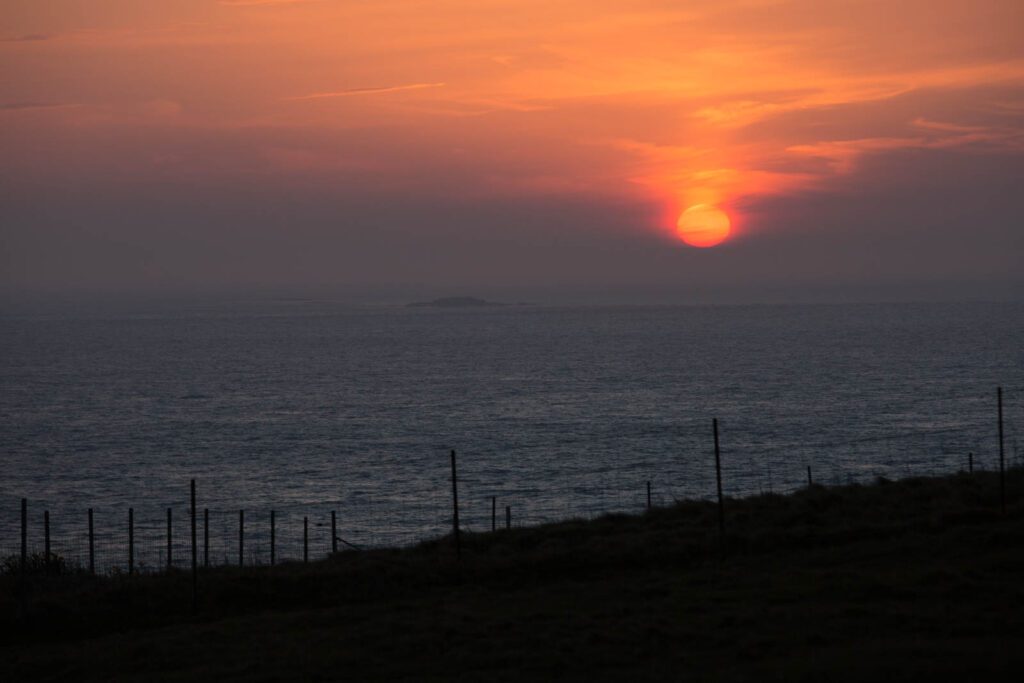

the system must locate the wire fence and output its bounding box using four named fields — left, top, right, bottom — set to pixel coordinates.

left=3, top=388, right=1021, bottom=575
